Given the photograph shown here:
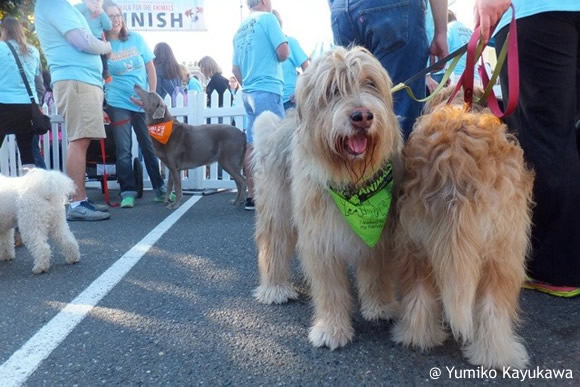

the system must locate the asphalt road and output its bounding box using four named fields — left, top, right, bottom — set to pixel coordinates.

left=0, top=188, right=578, bottom=386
